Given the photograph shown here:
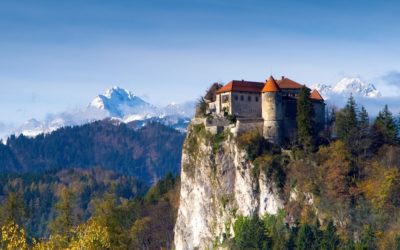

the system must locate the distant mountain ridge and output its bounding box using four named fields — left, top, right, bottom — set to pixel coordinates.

left=313, top=77, right=381, bottom=99
left=3, top=120, right=185, bottom=184
left=13, top=86, right=195, bottom=138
